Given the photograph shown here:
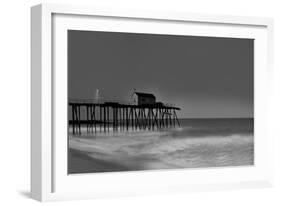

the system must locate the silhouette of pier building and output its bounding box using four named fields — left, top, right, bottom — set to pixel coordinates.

left=69, top=92, right=181, bottom=135
left=133, top=92, right=156, bottom=105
